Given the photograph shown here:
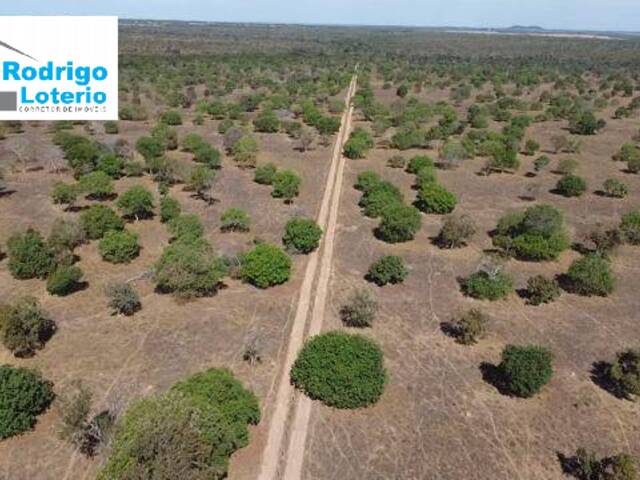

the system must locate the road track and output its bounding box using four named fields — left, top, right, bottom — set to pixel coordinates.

left=256, top=71, right=358, bottom=480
